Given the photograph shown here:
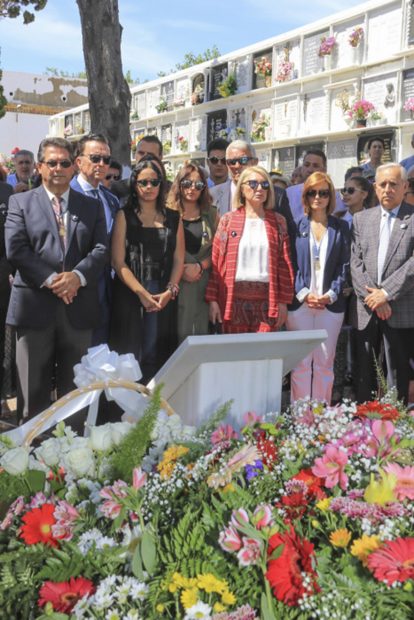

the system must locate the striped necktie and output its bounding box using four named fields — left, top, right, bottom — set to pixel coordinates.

left=52, top=196, right=65, bottom=251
